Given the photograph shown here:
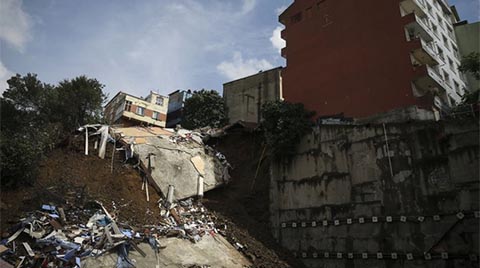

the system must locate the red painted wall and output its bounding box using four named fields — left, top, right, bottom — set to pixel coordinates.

left=280, top=0, right=433, bottom=118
